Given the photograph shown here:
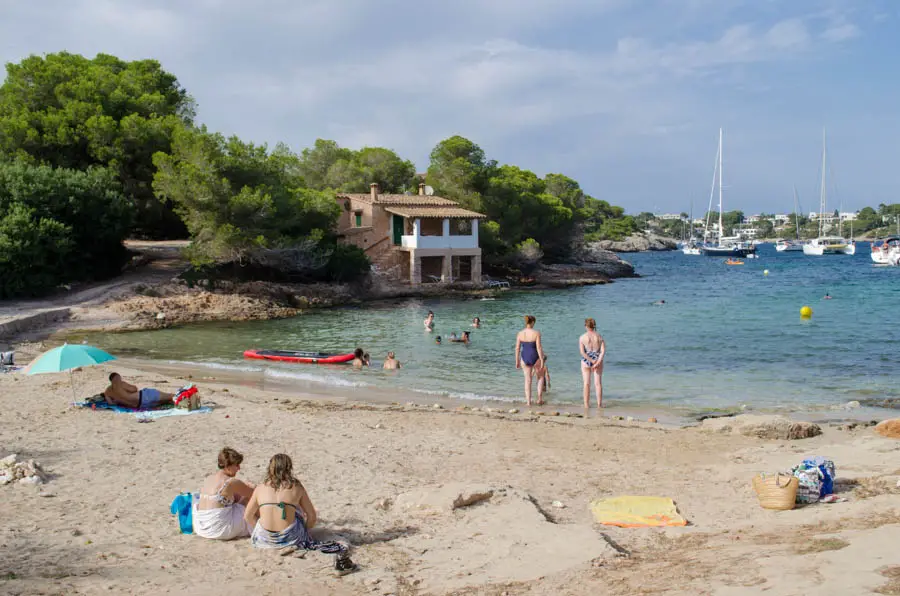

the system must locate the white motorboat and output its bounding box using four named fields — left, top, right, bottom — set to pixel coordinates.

left=775, top=240, right=805, bottom=252
left=871, top=237, right=900, bottom=264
